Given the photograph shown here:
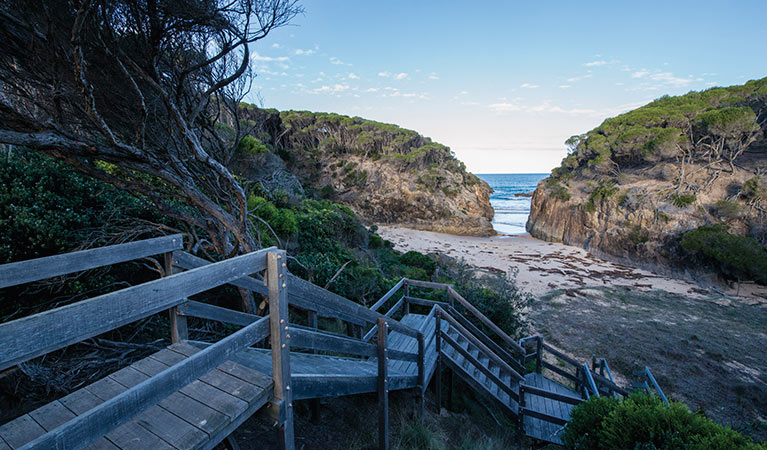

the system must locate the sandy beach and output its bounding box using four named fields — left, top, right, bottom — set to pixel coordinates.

left=377, top=225, right=767, bottom=304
